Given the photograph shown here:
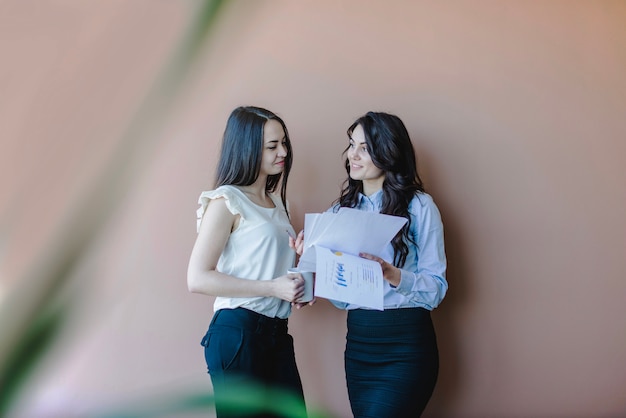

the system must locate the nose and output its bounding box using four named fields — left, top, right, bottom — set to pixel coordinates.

left=277, top=143, right=288, bottom=157
left=348, top=146, right=360, bottom=160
